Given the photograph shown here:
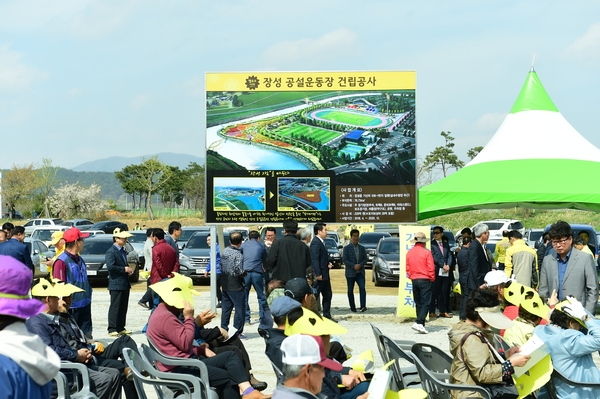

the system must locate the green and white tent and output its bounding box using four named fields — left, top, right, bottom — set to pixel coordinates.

left=418, top=69, right=600, bottom=220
